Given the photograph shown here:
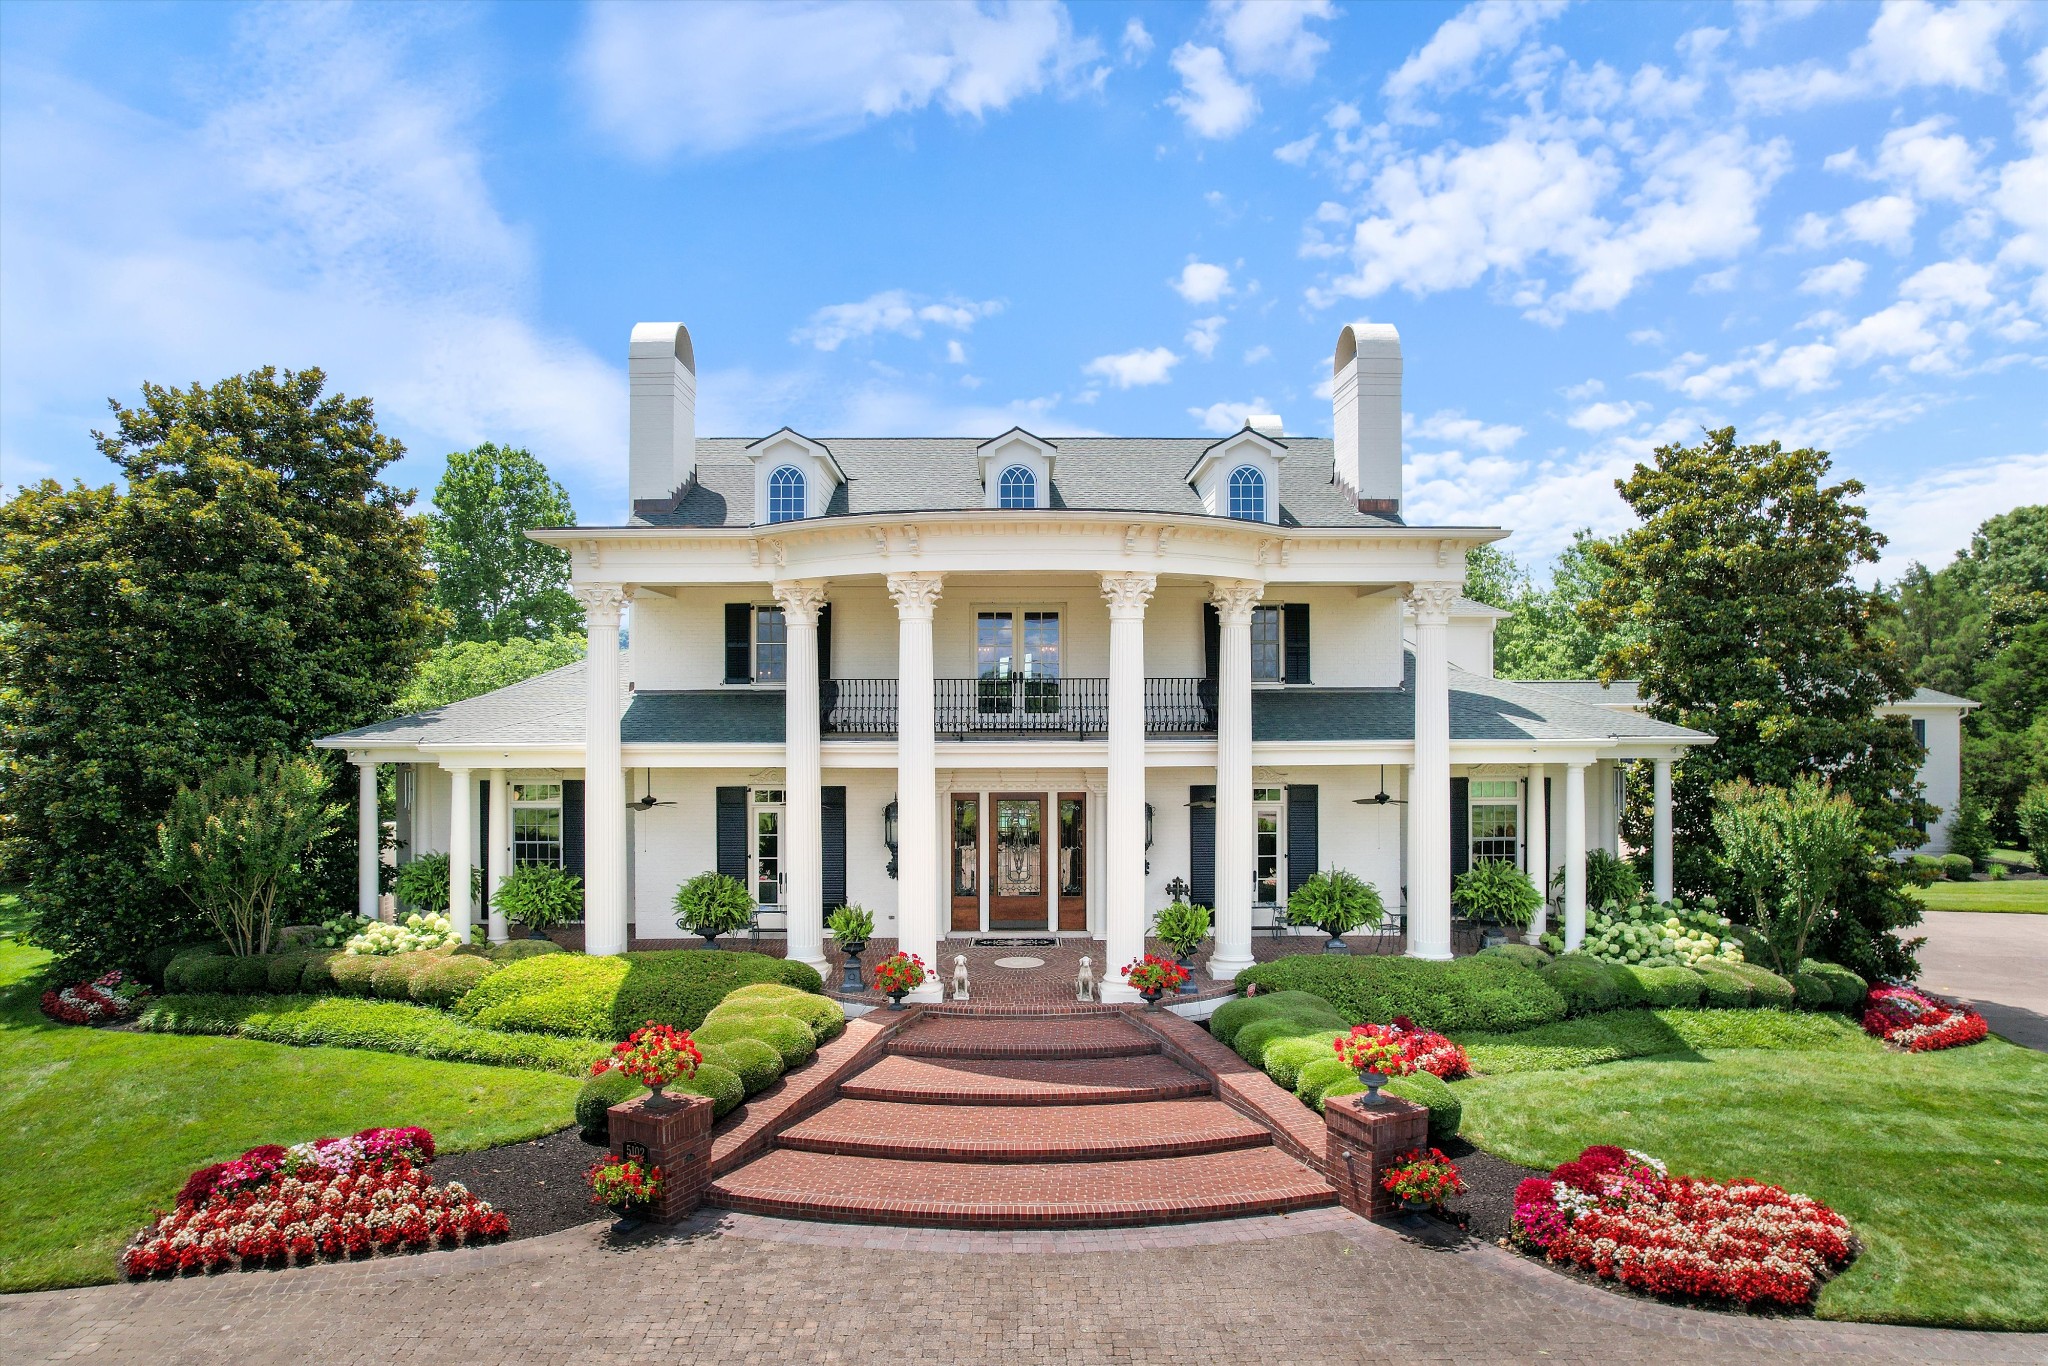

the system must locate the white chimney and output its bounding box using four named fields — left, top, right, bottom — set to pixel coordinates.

left=627, top=322, right=696, bottom=515
left=1332, top=322, right=1401, bottom=515
left=1248, top=413, right=1284, bottom=437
